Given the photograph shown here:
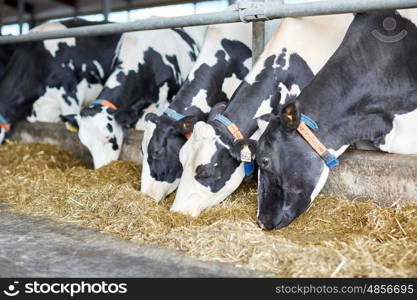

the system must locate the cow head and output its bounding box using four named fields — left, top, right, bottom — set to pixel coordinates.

left=253, top=103, right=332, bottom=230
left=171, top=120, right=255, bottom=217
left=140, top=112, right=196, bottom=201
left=60, top=100, right=123, bottom=169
